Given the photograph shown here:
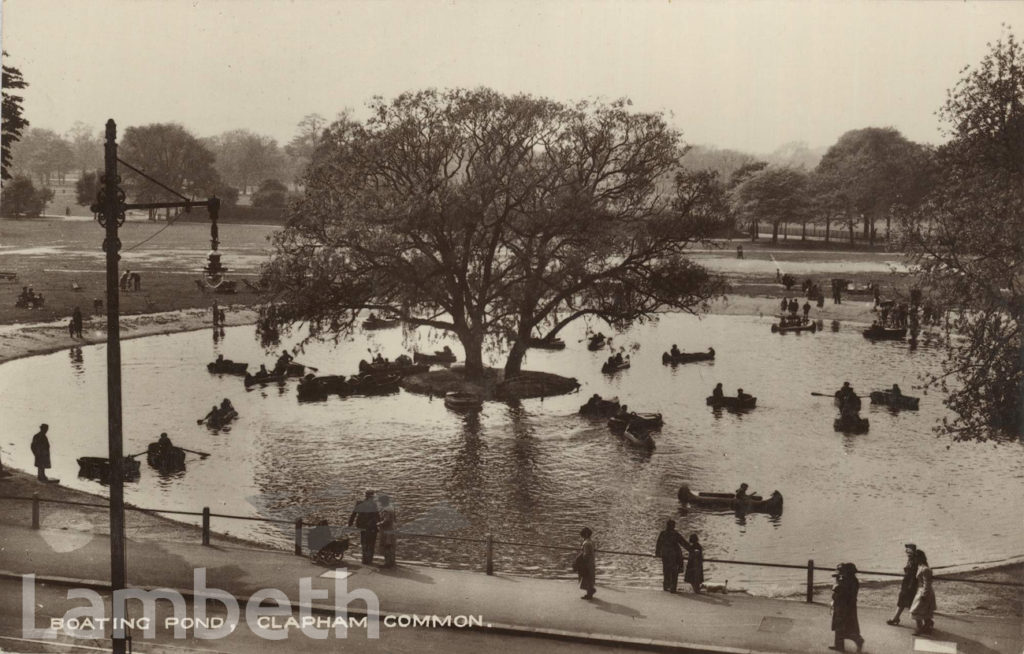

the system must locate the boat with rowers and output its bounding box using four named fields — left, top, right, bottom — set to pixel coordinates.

left=662, top=347, right=715, bottom=365
left=677, top=484, right=783, bottom=515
